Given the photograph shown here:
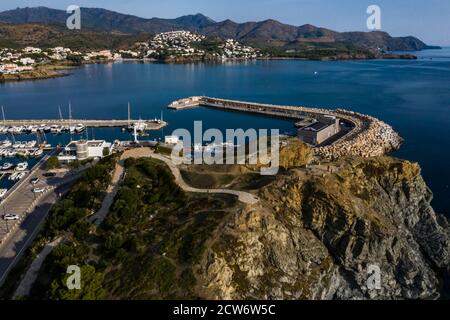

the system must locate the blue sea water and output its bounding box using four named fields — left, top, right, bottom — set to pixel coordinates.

left=0, top=49, right=449, bottom=216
